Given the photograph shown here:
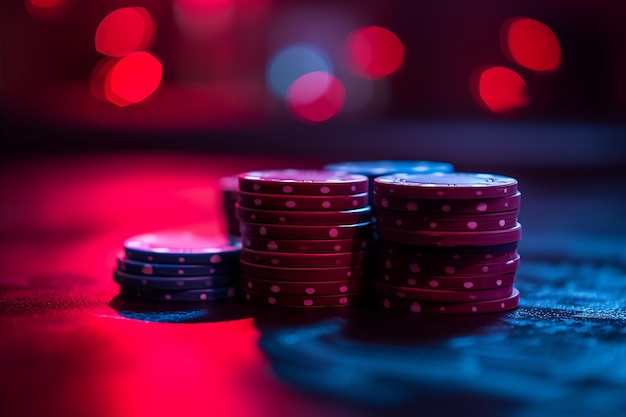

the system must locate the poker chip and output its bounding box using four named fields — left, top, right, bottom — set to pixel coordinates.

left=372, top=192, right=521, bottom=214
left=117, top=255, right=234, bottom=277
left=241, top=247, right=368, bottom=268
left=119, top=285, right=238, bottom=302
left=241, top=260, right=367, bottom=281
left=374, top=172, right=518, bottom=200
left=379, top=255, right=521, bottom=276
left=375, top=287, right=520, bottom=314
left=323, top=160, right=454, bottom=178
left=376, top=209, right=519, bottom=231
left=375, top=270, right=517, bottom=290
left=124, top=232, right=241, bottom=265
left=373, top=281, right=514, bottom=302
left=242, top=236, right=370, bottom=253
left=235, top=205, right=372, bottom=225
left=239, top=221, right=372, bottom=240
left=238, top=169, right=369, bottom=195
left=378, top=241, right=519, bottom=263
left=114, top=269, right=236, bottom=290
left=239, top=276, right=366, bottom=296
left=238, top=191, right=369, bottom=211
left=376, top=223, right=522, bottom=247
left=240, top=288, right=362, bottom=308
